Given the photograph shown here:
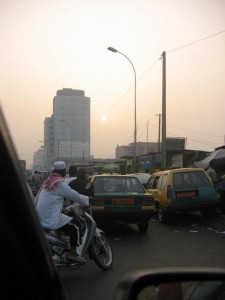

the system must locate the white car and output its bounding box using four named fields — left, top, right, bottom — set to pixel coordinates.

left=127, top=173, right=152, bottom=188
